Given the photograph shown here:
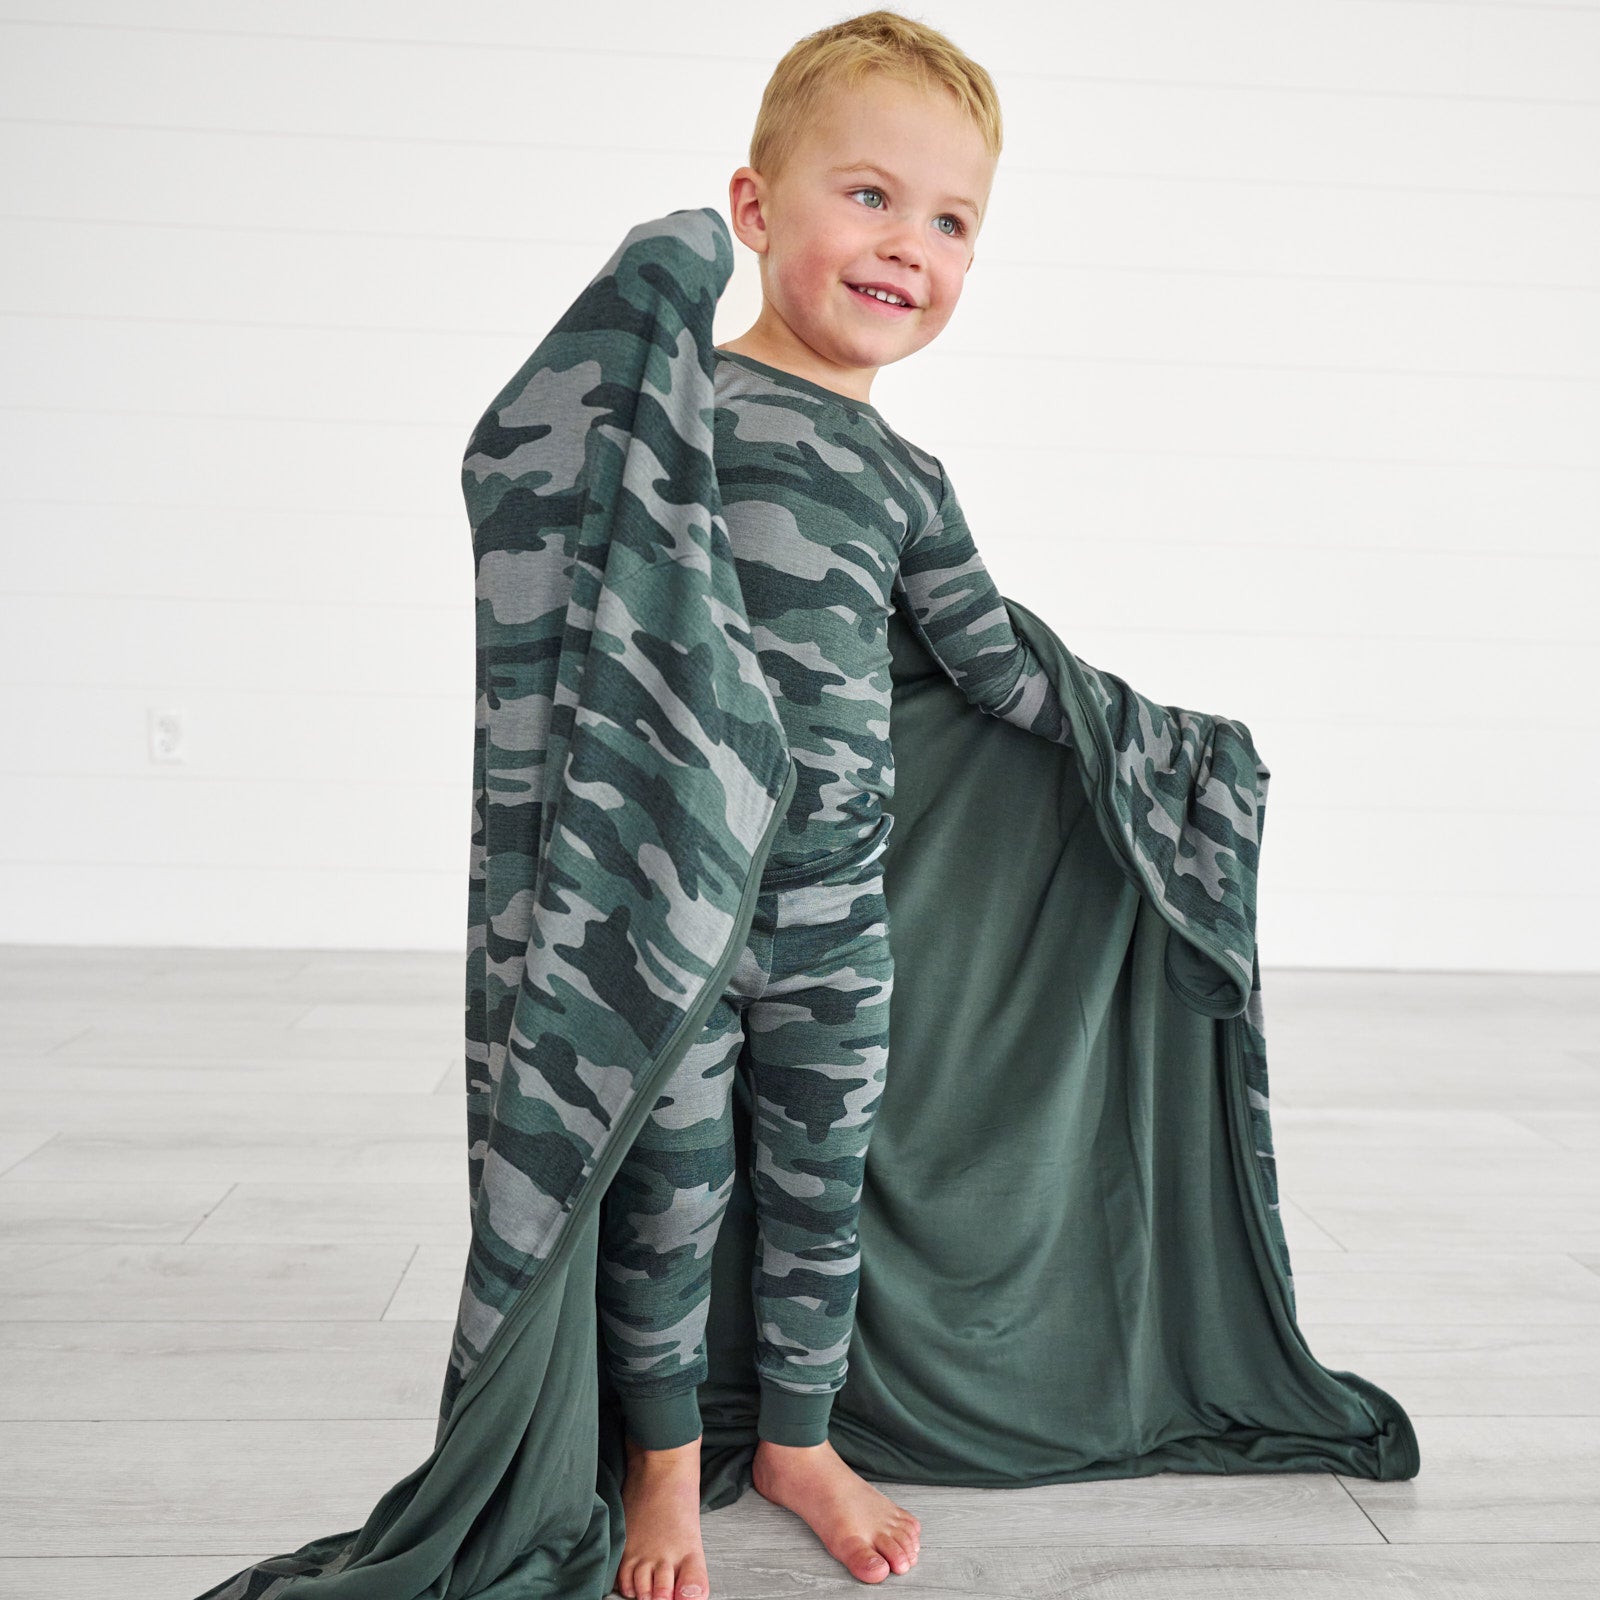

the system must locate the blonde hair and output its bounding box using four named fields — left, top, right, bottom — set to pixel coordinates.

left=749, top=9, right=1003, bottom=193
